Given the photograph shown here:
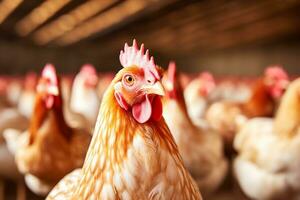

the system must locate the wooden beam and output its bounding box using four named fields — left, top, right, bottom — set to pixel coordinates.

left=16, top=0, right=71, bottom=36
left=33, top=0, right=118, bottom=45
left=0, top=0, right=23, bottom=24
left=55, top=0, right=176, bottom=45
left=136, top=0, right=300, bottom=53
